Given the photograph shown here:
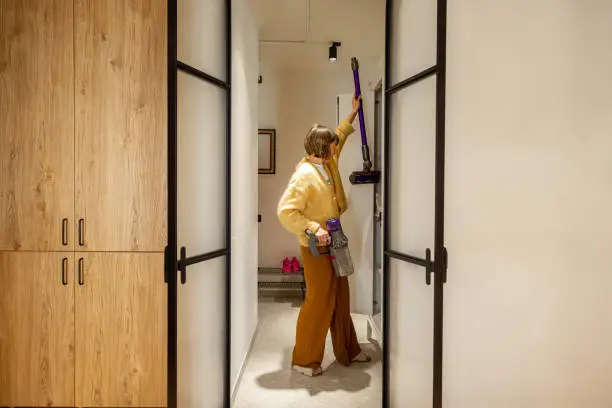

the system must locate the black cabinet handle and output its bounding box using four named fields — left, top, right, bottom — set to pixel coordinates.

left=61, top=257, right=68, bottom=285
left=78, top=219, right=85, bottom=246
left=61, top=218, right=68, bottom=246
left=78, top=258, right=84, bottom=285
